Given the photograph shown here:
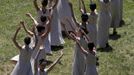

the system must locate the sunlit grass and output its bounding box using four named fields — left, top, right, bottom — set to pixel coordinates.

left=0, top=0, right=134, bottom=75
